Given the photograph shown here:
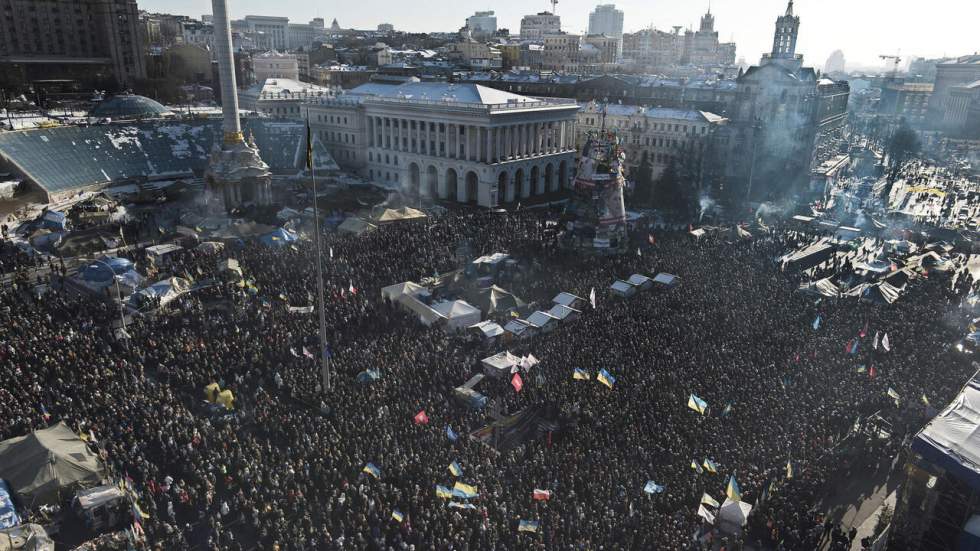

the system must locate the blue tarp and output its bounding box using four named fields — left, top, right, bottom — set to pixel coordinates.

left=0, top=480, right=20, bottom=529
left=40, top=210, right=67, bottom=231
left=80, top=257, right=135, bottom=282
left=912, top=371, right=980, bottom=491
left=260, top=228, right=298, bottom=247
